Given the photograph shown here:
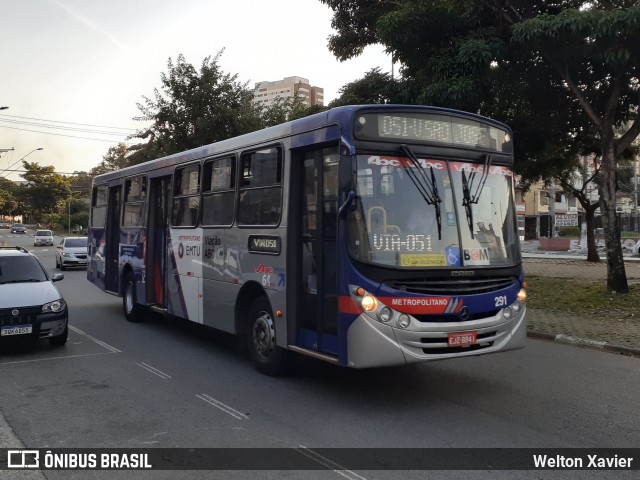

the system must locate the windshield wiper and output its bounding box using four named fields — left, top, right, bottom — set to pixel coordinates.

left=399, top=145, right=442, bottom=240
left=461, top=154, right=492, bottom=239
